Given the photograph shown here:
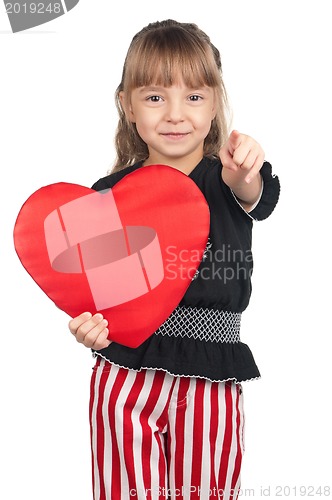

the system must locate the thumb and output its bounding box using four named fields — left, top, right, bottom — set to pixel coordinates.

left=228, top=129, right=242, bottom=153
